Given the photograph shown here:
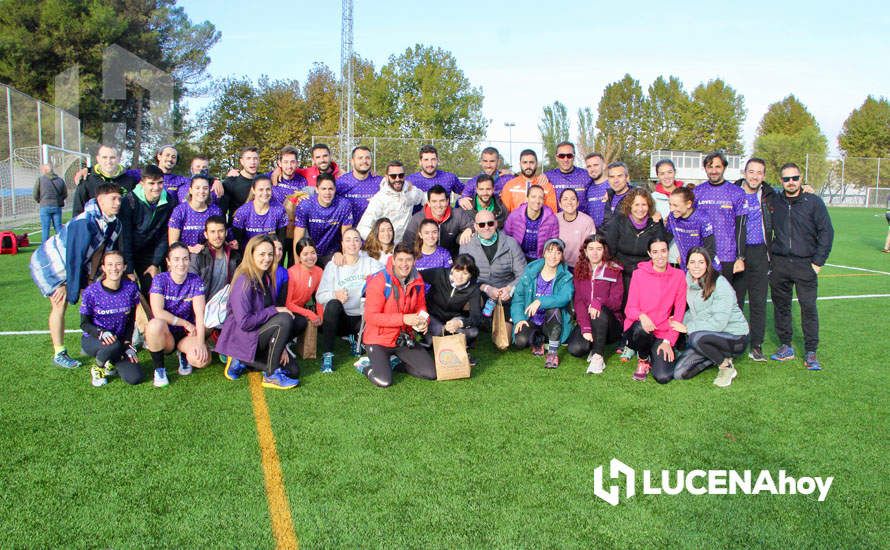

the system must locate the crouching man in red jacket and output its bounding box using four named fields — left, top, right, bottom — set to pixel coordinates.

left=360, top=243, right=436, bottom=387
